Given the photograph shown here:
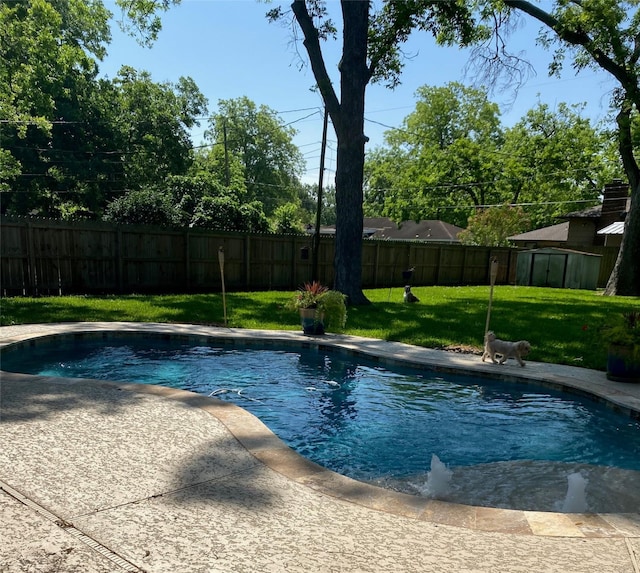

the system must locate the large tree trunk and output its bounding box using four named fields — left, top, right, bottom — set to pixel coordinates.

left=332, top=1, right=370, bottom=304
left=605, top=102, right=640, bottom=296
left=605, top=185, right=640, bottom=295
left=334, top=129, right=368, bottom=303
